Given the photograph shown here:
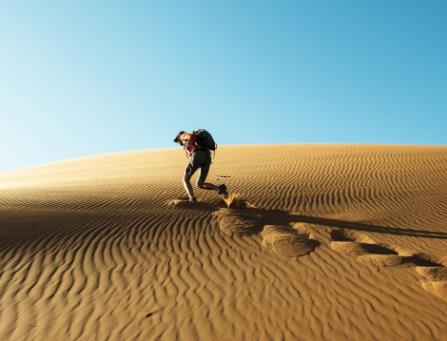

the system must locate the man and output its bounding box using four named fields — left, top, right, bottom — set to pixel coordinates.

left=174, top=130, right=228, bottom=202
